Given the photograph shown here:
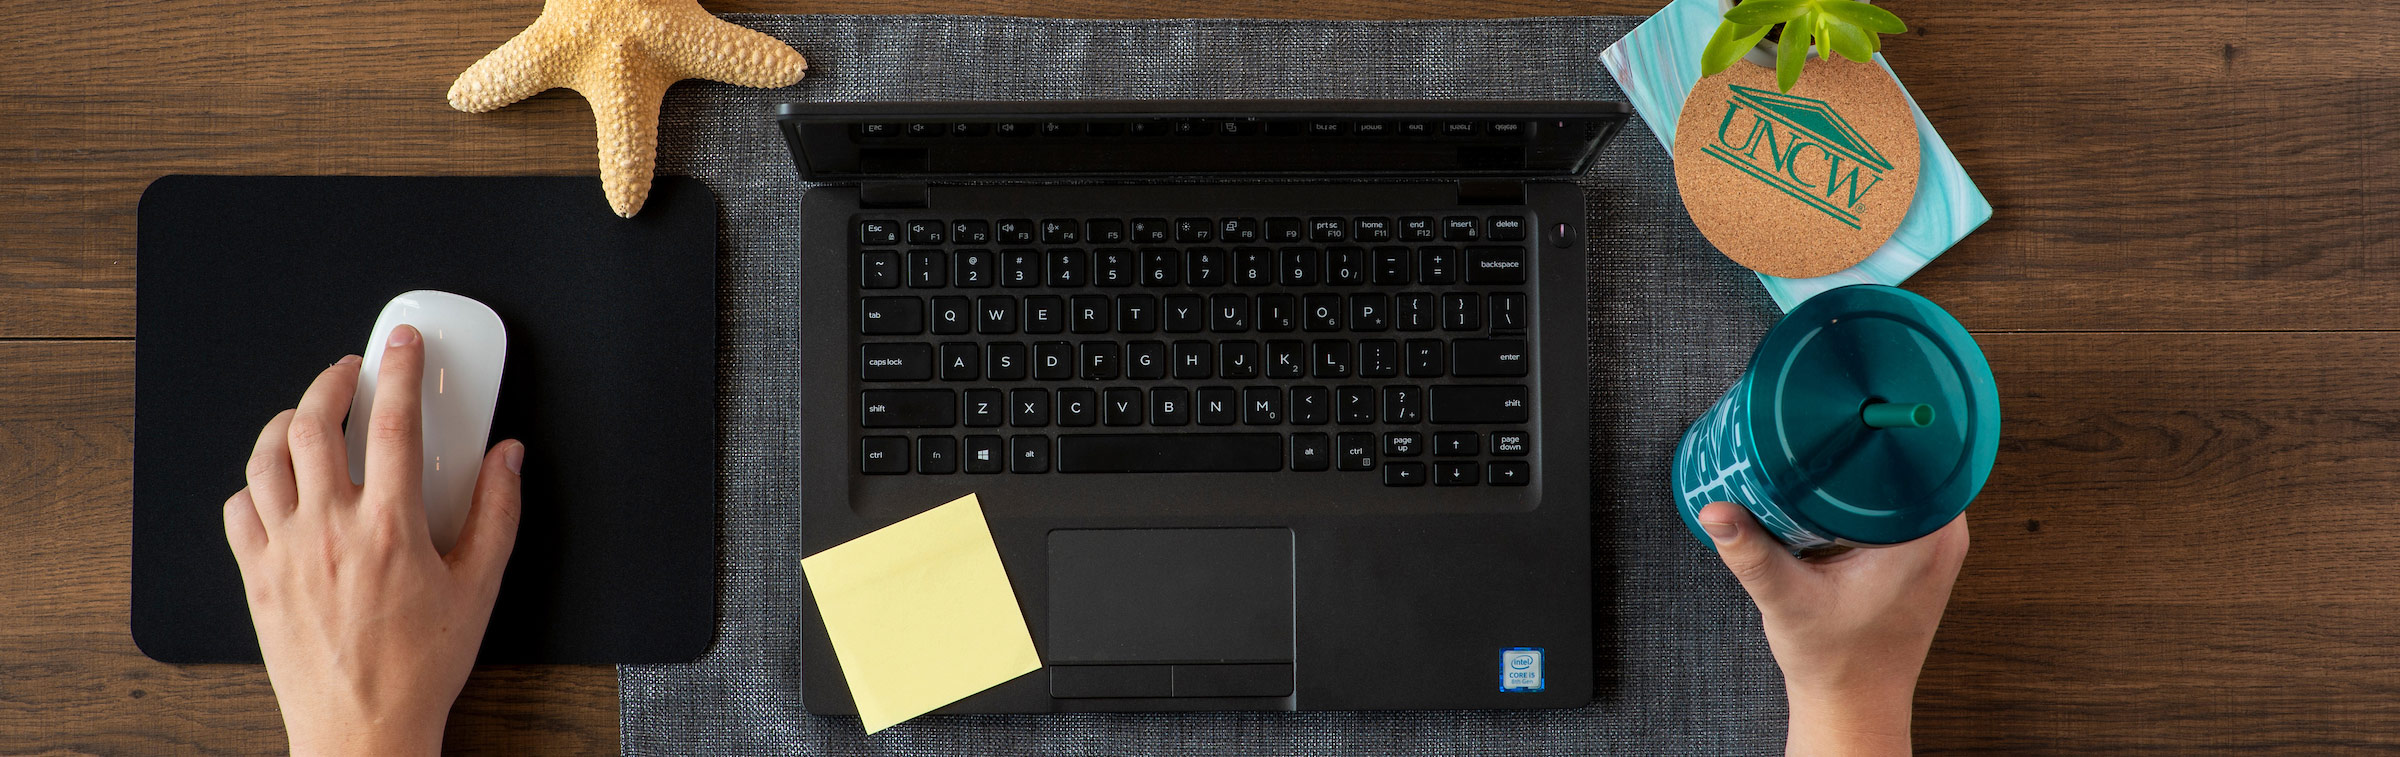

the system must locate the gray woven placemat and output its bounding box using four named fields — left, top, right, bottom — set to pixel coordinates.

left=625, top=14, right=1789, bottom=755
